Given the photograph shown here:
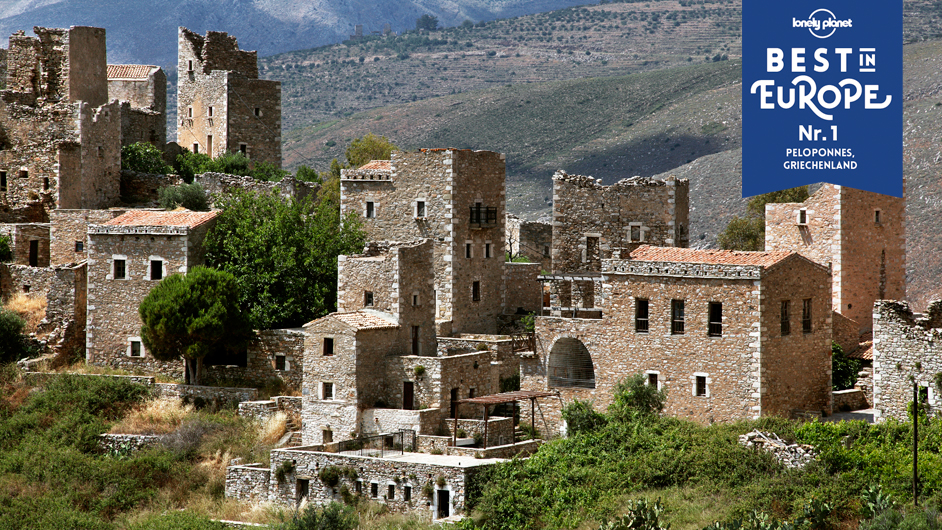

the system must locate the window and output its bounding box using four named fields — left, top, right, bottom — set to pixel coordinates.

left=366, top=201, right=375, bottom=218
left=364, top=291, right=374, bottom=307
left=187, top=59, right=193, bottom=71
left=22, top=285, right=29, bottom=293
left=239, top=143, right=247, bottom=156
left=74, top=241, right=83, bottom=252
left=388, top=485, right=395, bottom=500
left=208, top=106, right=213, bottom=117
left=780, top=301, right=791, bottom=336
left=370, top=483, right=379, bottom=498
left=635, top=299, right=649, bottom=332
left=42, top=177, right=49, bottom=190
left=695, top=375, right=708, bottom=397
left=404, top=486, right=412, bottom=502
left=187, top=107, right=193, bottom=118
left=798, top=209, right=807, bottom=225
left=412, top=293, right=419, bottom=306
left=254, top=107, right=261, bottom=117
left=472, top=281, right=481, bottom=302
left=355, top=480, right=362, bottom=494
left=802, top=299, right=812, bottom=333
left=543, top=244, right=550, bottom=257
left=485, top=242, right=492, bottom=258
left=671, top=300, right=685, bottom=335
left=322, top=382, right=334, bottom=400
left=129, top=340, right=143, bottom=357
left=630, top=225, right=641, bottom=241
left=708, top=302, right=722, bottom=337
left=323, top=337, right=334, bottom=356
left=415, top=200, right=426, bottom=218
left=206, top=134, right=213, bottom=155
left=150, top=260, right=163, bottom=280
left=874, top=209, right=882, bottom=224
left=0, top=171, right=6, bottom=191
left=469, top=388, right=475, bottom=399
left=275, top=355, right=286, bottom=371
left=323, top=429, right=333, bottom=443
left=465, top=242, right=473, bottom=258
left=411, top=326, right=420, bottom=356
left=18, top=169, right=27, bottom=179
left=113, top=258, right=126, bottom=280
left=647, top=372, right=658, bottom=388
left=192, top=143, right=199, bottom=154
